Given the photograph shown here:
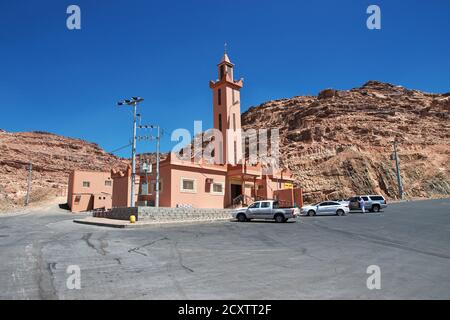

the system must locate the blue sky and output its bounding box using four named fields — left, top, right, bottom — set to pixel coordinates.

left=1, top=0, right=449, bottom=157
